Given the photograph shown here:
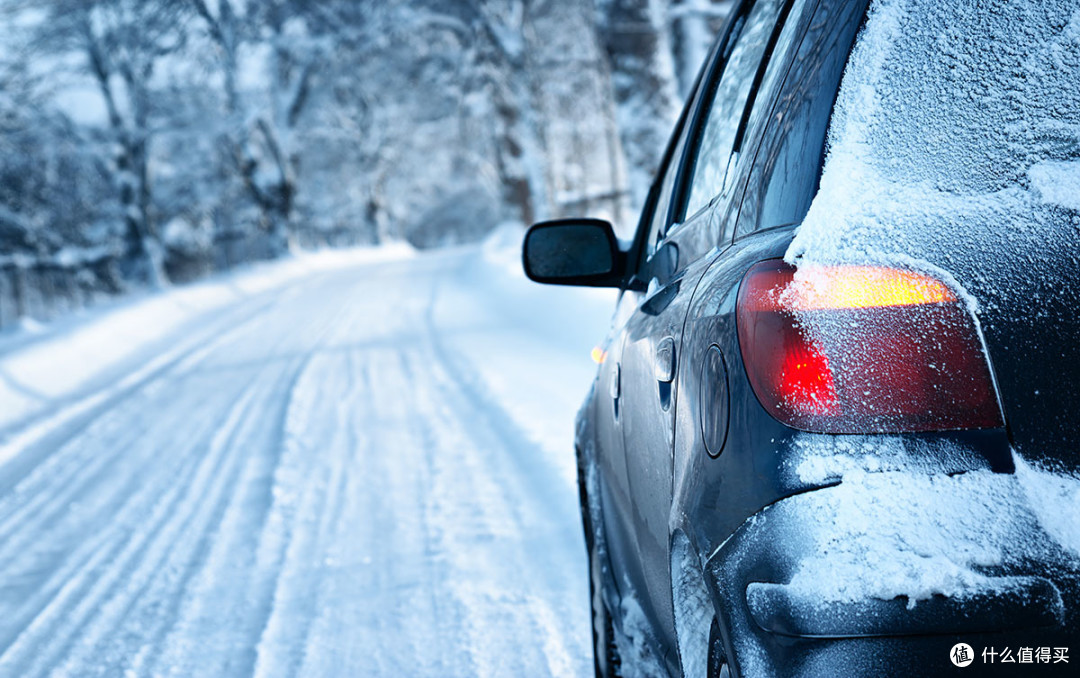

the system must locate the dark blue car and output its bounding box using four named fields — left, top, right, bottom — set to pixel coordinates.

left=524, top=0, right=1080, bottom=676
